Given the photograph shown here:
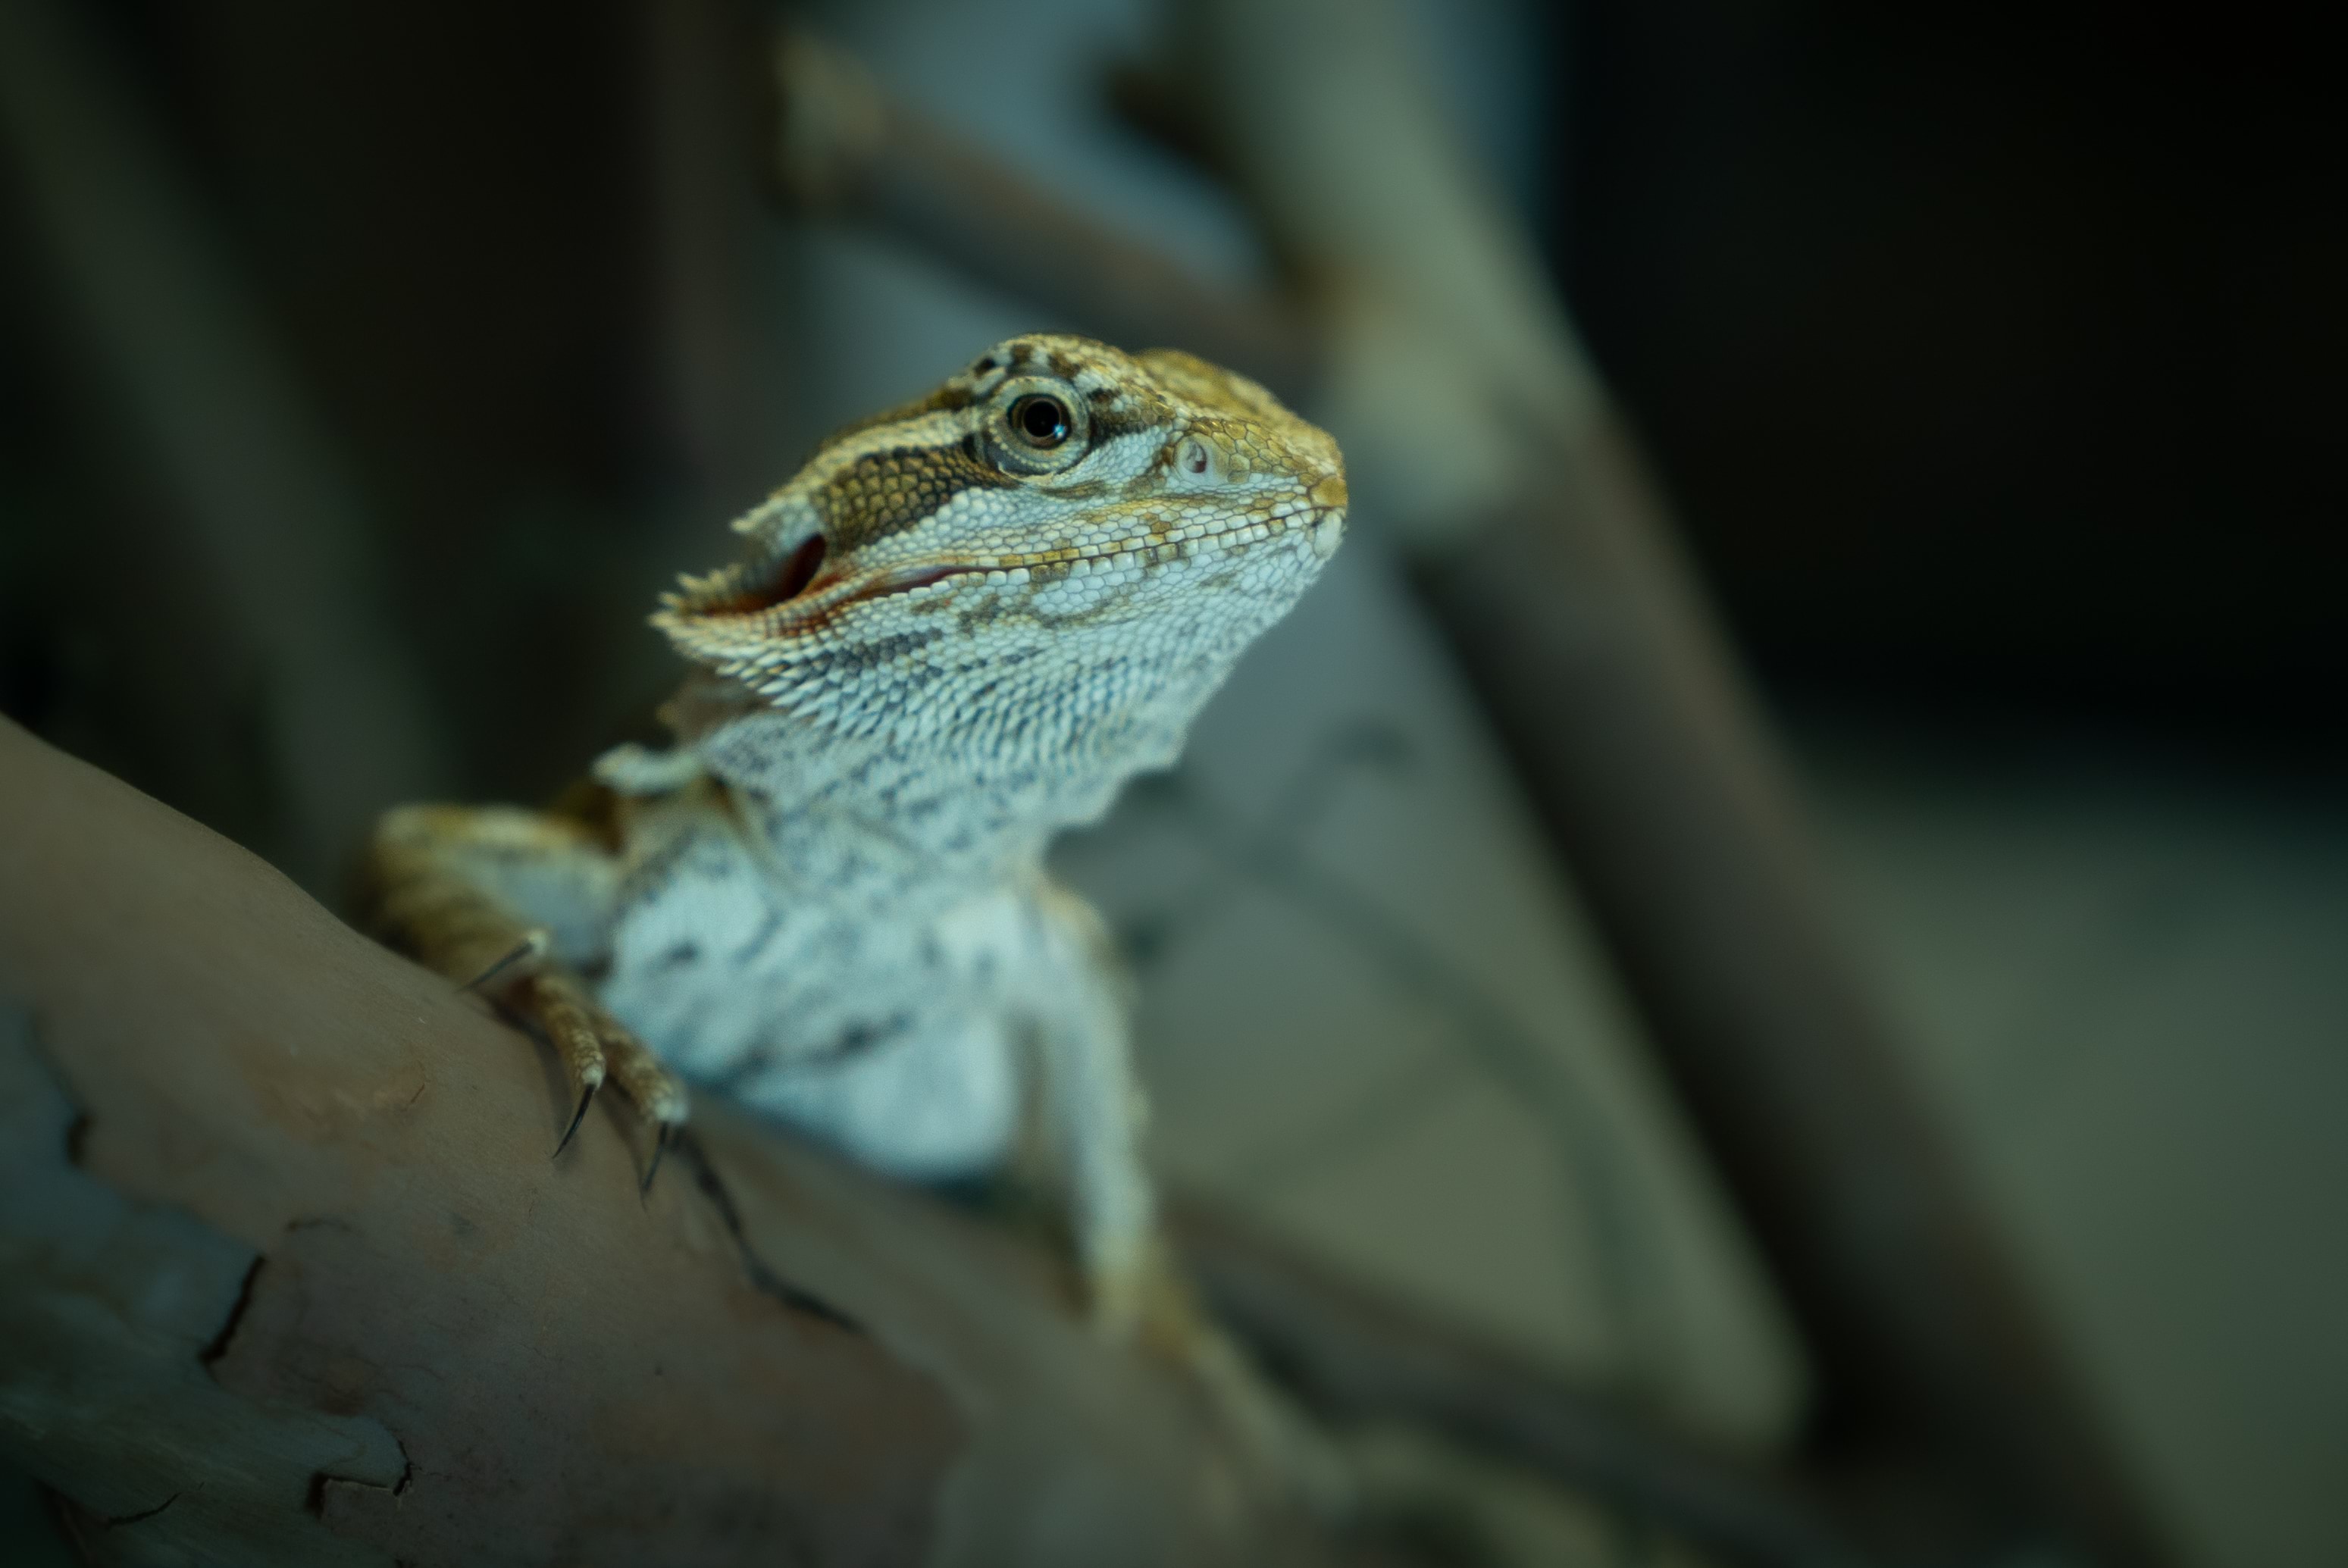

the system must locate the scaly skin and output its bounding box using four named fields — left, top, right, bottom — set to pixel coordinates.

left=366, top=334, right=1346, bottom=1332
